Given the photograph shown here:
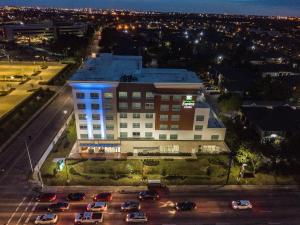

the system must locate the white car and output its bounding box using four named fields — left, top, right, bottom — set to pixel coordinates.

left=75, top=212, right=103, bottom=224
left=126, top=212, right=148, bottom=223
left=35, top=214, right=58, bottom=224
left=86, top=202, right=108, bottom=212
left=231, top=200, right=253, bottom=210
